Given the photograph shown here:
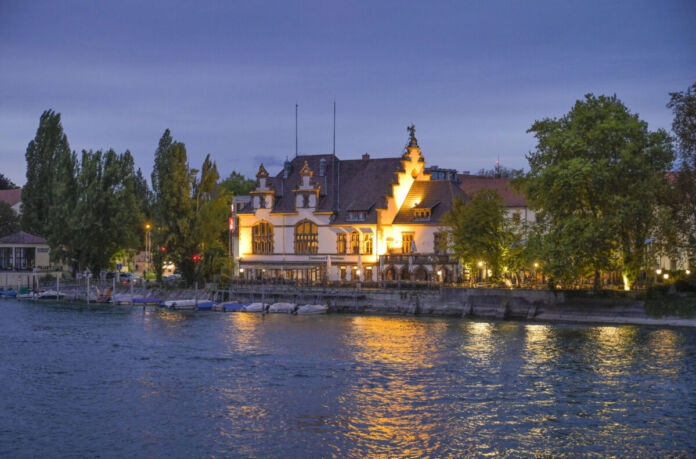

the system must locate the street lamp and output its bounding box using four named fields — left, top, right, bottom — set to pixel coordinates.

left=663, top=273, right=669, bottom=280
left=687, top=269, right=692, bottom=275
left=144, top=223, right=152, bottom=276
left=656, top=268, right=662, bottom=275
